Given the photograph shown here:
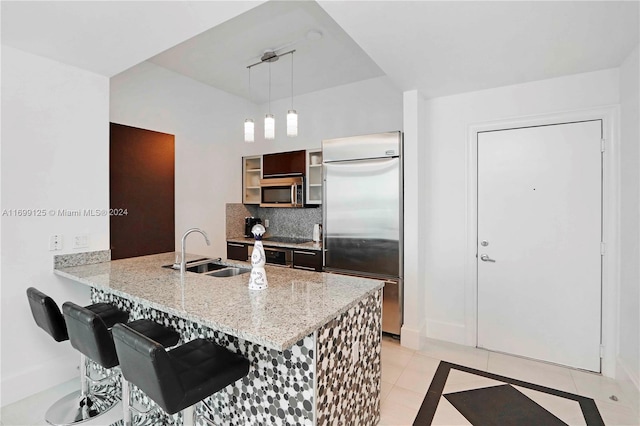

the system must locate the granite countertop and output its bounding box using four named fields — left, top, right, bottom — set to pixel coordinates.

left=227, top=236, right=322, bottom=251
left=54, top=252, right=381, bottom=351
